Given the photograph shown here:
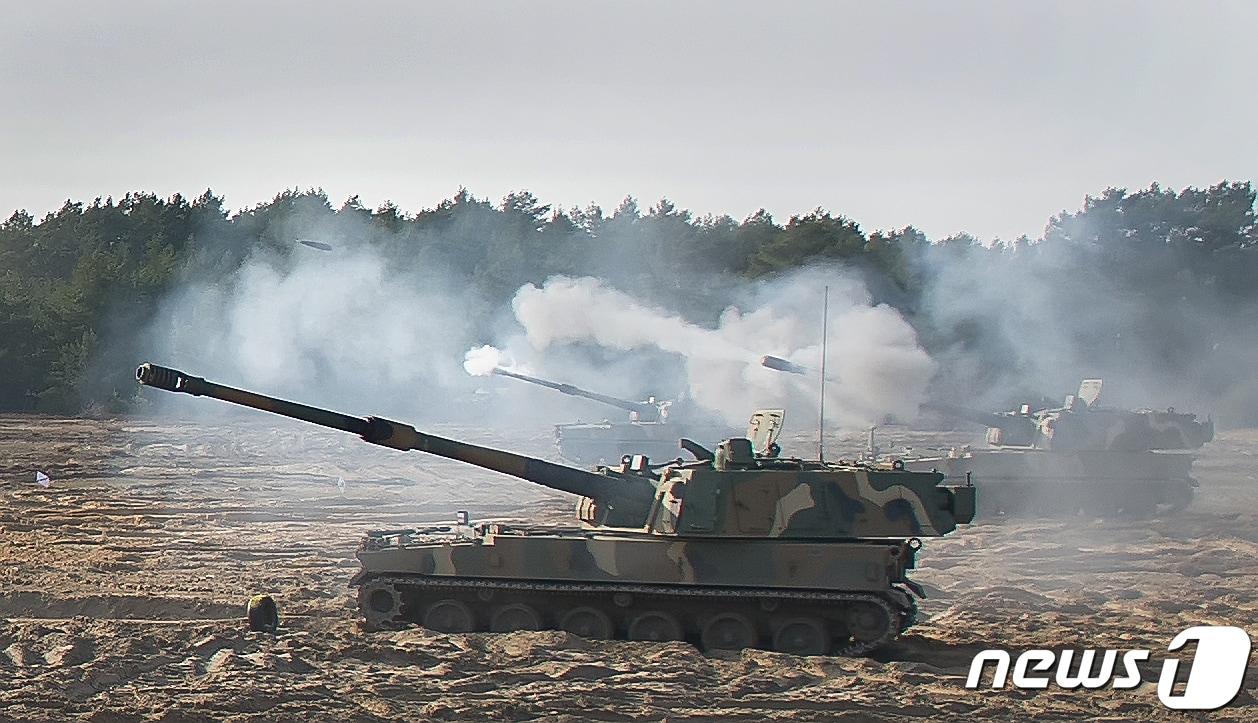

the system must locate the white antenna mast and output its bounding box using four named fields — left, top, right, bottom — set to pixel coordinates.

left=818, top=285, right=829, bottom=461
